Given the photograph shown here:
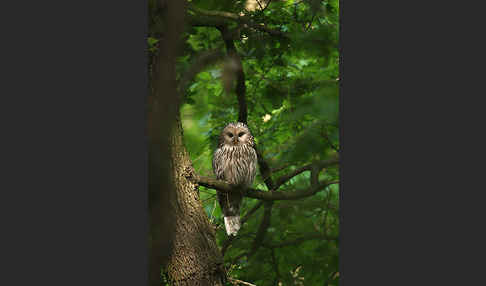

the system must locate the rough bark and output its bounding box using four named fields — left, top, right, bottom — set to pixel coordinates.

left=148, top=6, right=179, bottom=285
left=149, top=1, right=226, bottom=284
left=165, top=116, right=226, bottom=286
